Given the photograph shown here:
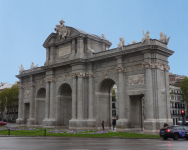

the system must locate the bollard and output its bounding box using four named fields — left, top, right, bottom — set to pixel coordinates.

left=8, top=129, right=10, bottom=136
left=44, top=129, right=46, bottom=137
